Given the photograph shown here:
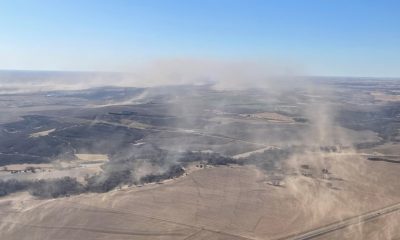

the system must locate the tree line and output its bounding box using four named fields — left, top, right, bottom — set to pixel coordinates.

left=0, top=147, right=294, bottom=198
